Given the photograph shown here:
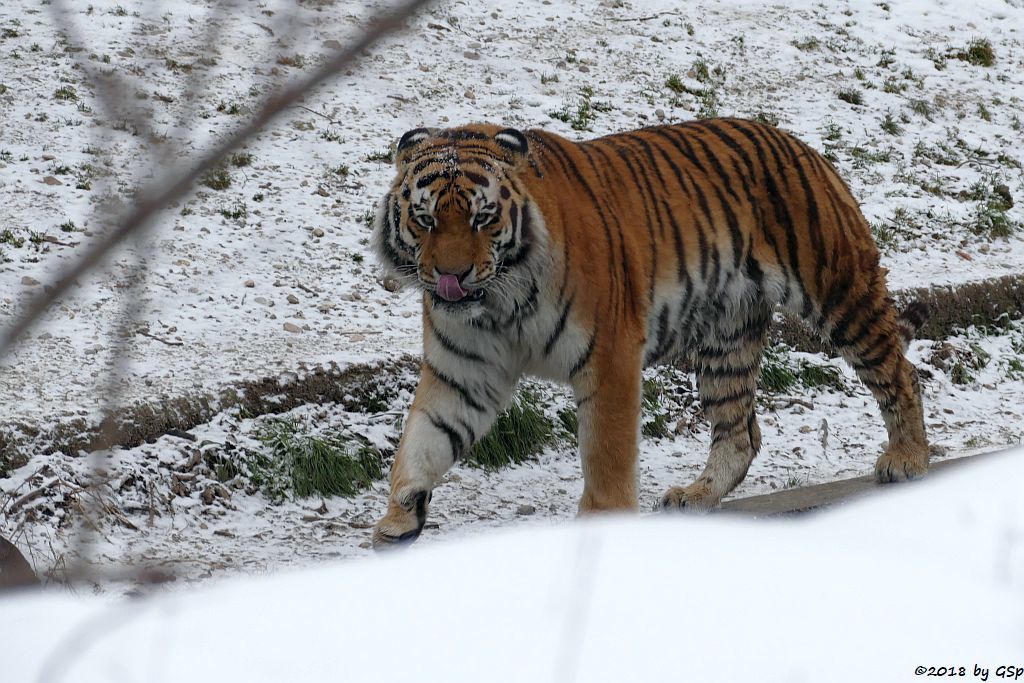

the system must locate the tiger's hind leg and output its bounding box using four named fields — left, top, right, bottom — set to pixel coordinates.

left=660, top=306, right=770, bottom=512
left=823, top=280, right=929, bottom=482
